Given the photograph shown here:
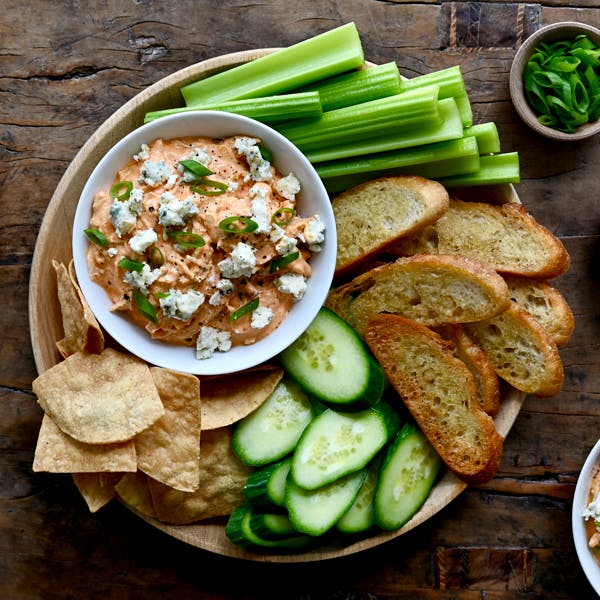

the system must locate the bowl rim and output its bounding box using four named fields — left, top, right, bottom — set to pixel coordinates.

left=509, top=21, right=600, bottom=141
left=572, top=436, right=600, bottom=595
left=71, top=109, right=337, bottom=376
